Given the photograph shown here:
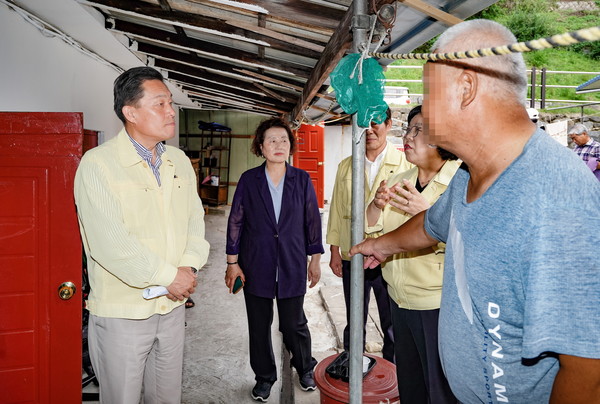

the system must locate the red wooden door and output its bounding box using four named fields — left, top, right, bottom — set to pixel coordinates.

left=0, top=112, right=83, bottom=403
left=83, top=129, right=99, bottom=154
left=294, top=124, right=325, bottom=208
